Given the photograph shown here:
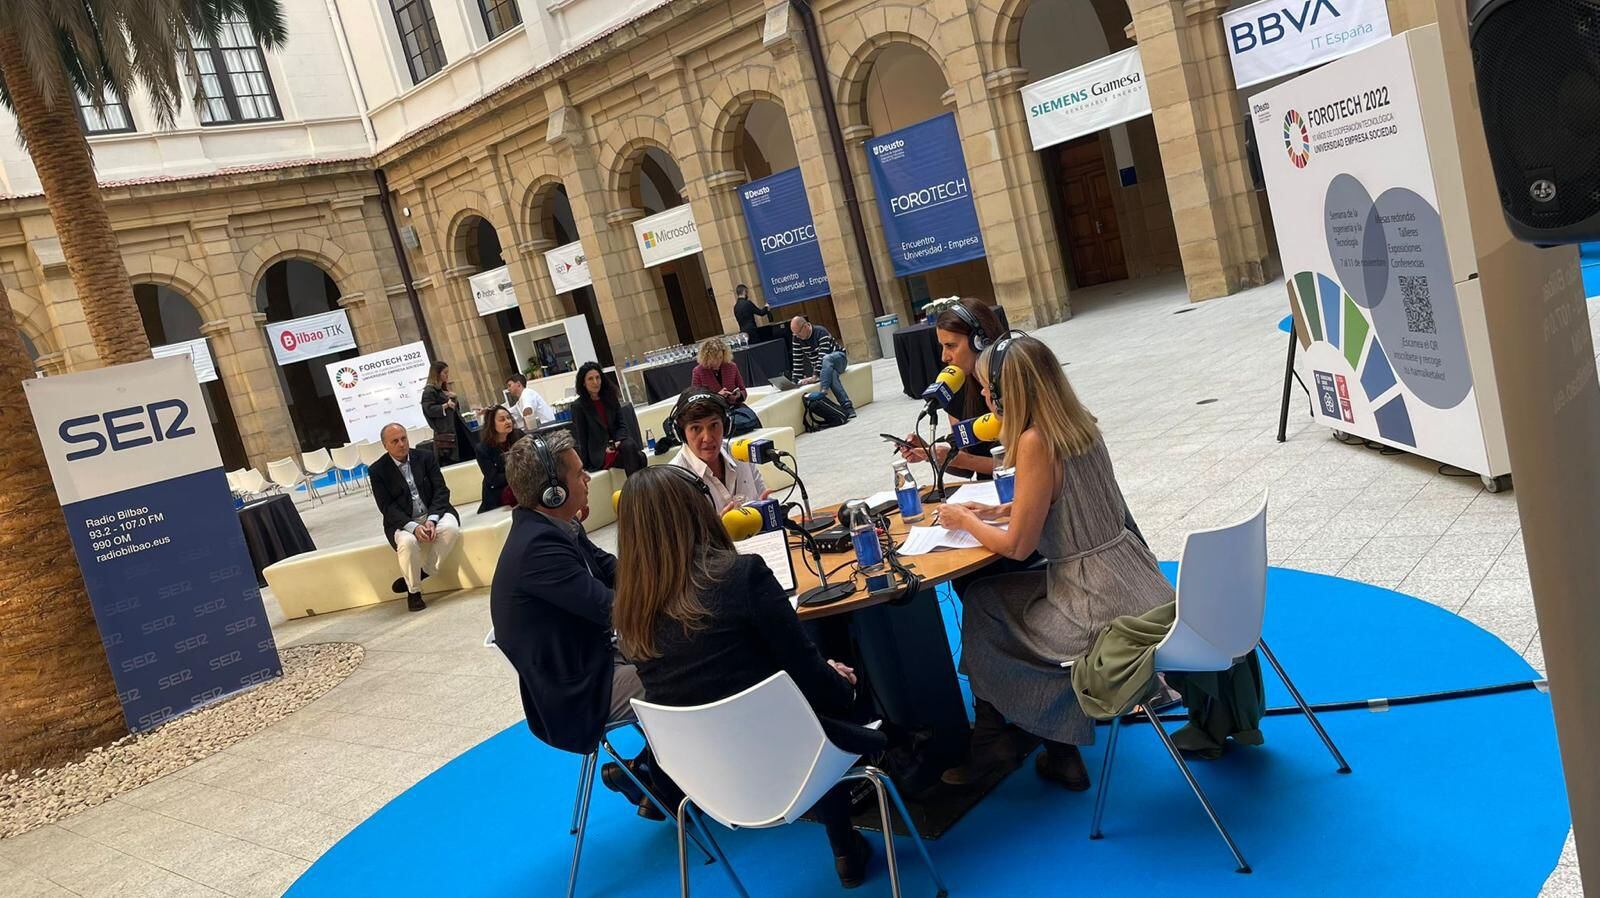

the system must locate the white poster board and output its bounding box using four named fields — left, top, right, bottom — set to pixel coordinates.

left=1253, top=30, right=1495, bottom=476
left=325, top=341, right=431, bottom=444
left=266, top=310, right=357, bottom=365
left=1020, top=47, right=1152, bottom=151
left=1223, top=0, right=1391, bottom=89
left=545, top=241, right=593, bottom=293
left=469, top=265, right=519, bottom=316
left=633, top=204, right=702, bottom=267
left=151, top=338, right=218, bottom=384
